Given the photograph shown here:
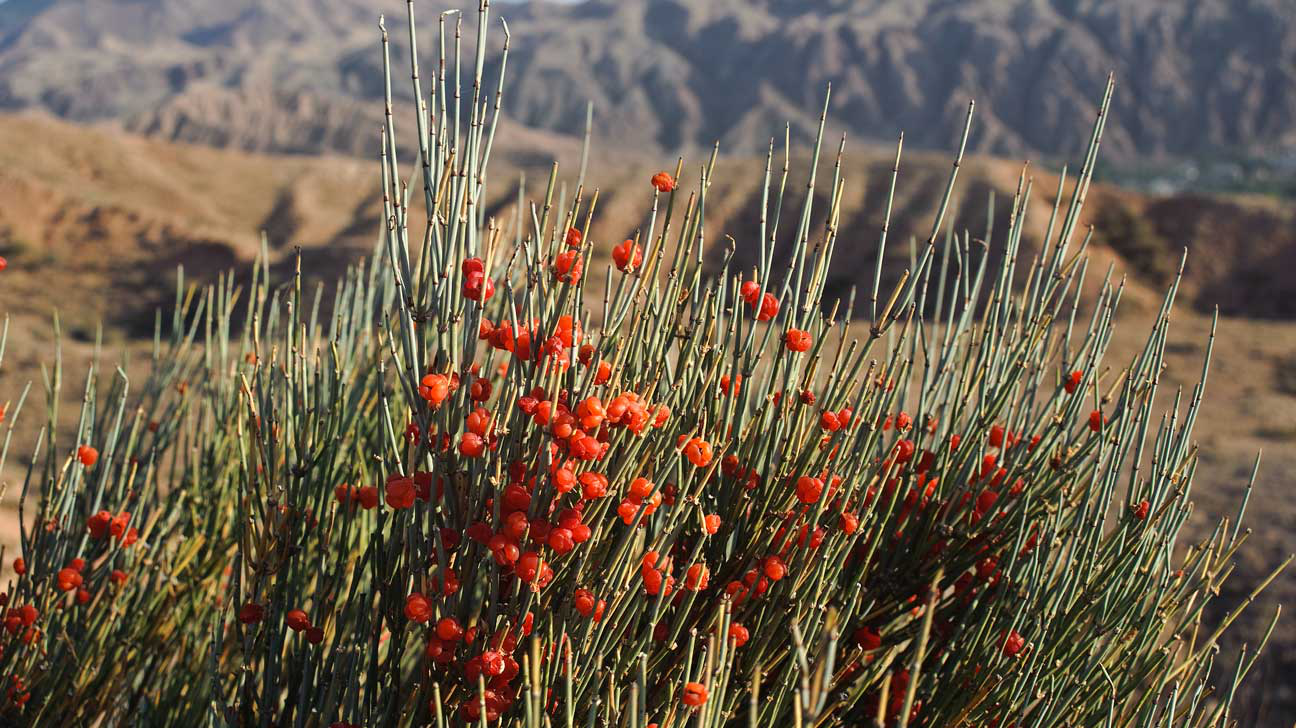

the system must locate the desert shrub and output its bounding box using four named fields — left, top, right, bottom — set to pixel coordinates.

left=0, top=4, right=1282, bottom=727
